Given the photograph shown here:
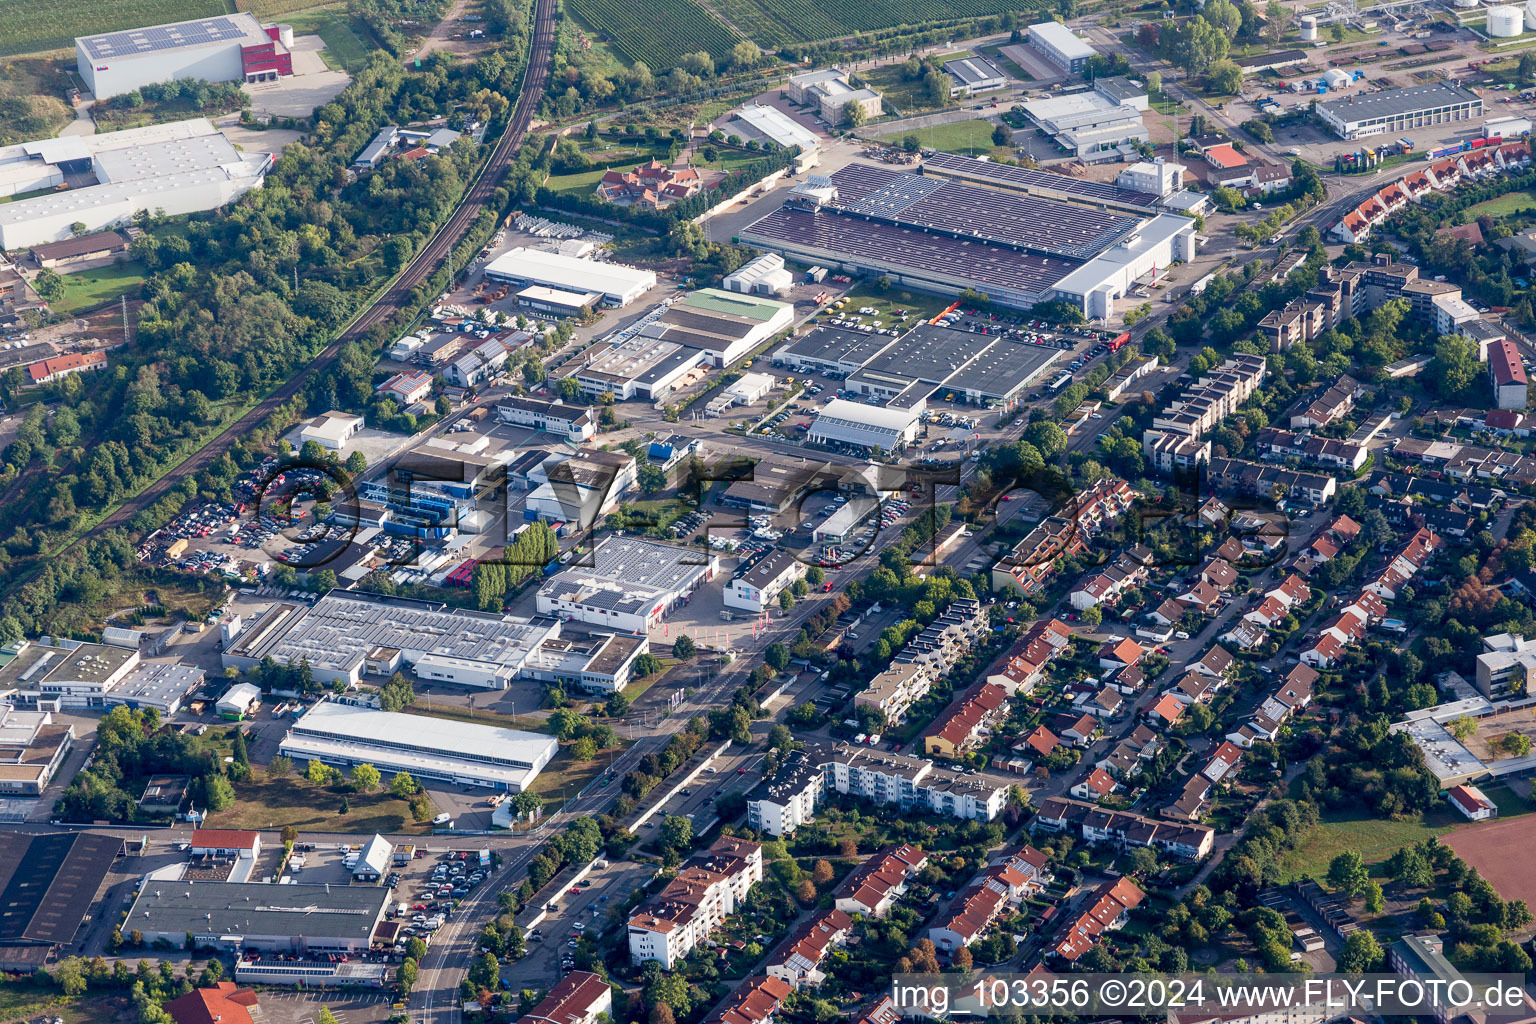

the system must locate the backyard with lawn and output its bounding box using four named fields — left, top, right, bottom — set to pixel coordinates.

left=47, top=261, right=147, bottom=314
